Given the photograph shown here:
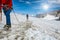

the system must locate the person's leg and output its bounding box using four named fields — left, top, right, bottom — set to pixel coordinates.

left=6, top=13, right=11, bottom=25
left=3, top=9, right=11, bottom=28
left=6, top=9, right=11, bottom=27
